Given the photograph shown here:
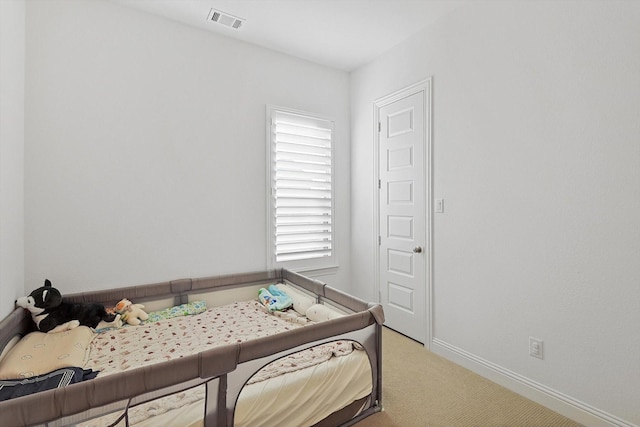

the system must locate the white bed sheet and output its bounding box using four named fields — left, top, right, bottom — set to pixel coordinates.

left=234, top=347, right=372, bottom=427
